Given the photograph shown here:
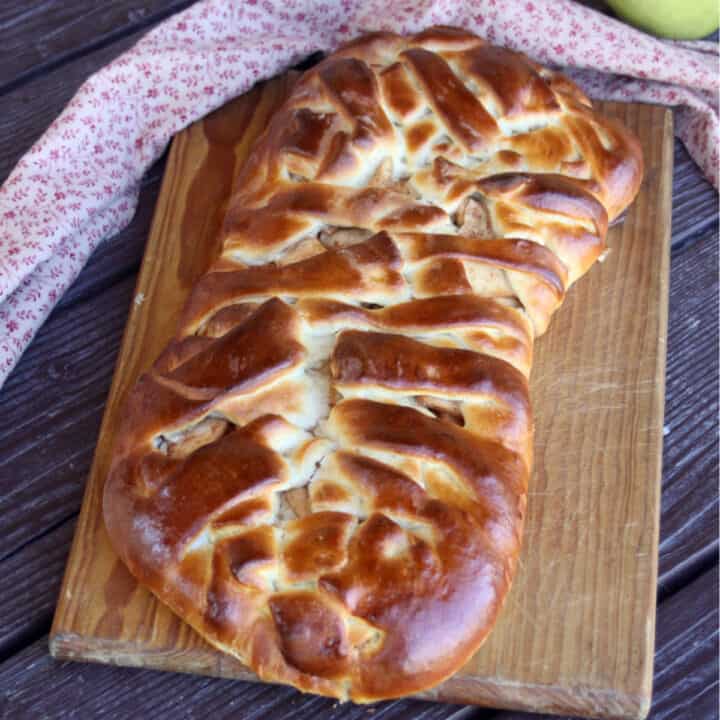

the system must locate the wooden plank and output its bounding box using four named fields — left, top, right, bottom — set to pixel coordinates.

left=649, top=565, right=719, bottom=719
left=47, top=82, right=671, bottom=718
left=0, top=519, right=76, bottom=660
left=671, top=143, right=719, bottom=249
left=0, top=0, right=194, bottom=91
left=658, top=232, right=719, bottom=594
left=0, top=278, right=135, bottom=559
